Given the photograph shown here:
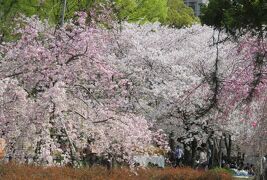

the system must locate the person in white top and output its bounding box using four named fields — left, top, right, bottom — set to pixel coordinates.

left=261, top=155, right=267, bottom=180
left=197, top=147, right=208, bottom=169
left=174, top=145, right=184, bottom=167
left=0, top=138, right=5, bottom=159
